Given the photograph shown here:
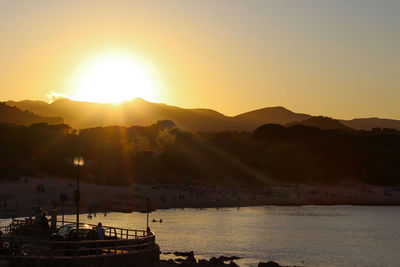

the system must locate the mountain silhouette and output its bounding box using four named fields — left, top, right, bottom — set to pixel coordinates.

left=5, top=98, right=309, bottom=131
left=233, top=106, right=311, bottom=130
left=340, top=118, right=400, bottom=131
left=0, top=102, right=63, bottom=126
left=287, top=116, right=352, bottom=130
left=5, top=98, right=400, bottom=131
